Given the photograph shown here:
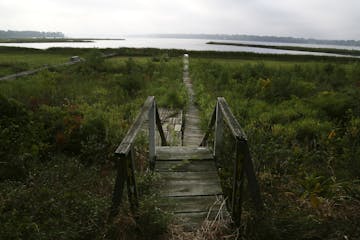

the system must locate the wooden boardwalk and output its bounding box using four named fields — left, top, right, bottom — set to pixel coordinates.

left=155, top=55, right=226, bottom=230
left=112, top=59, right=262, bottom=230
left=182, top=56, right=203, bottom=147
